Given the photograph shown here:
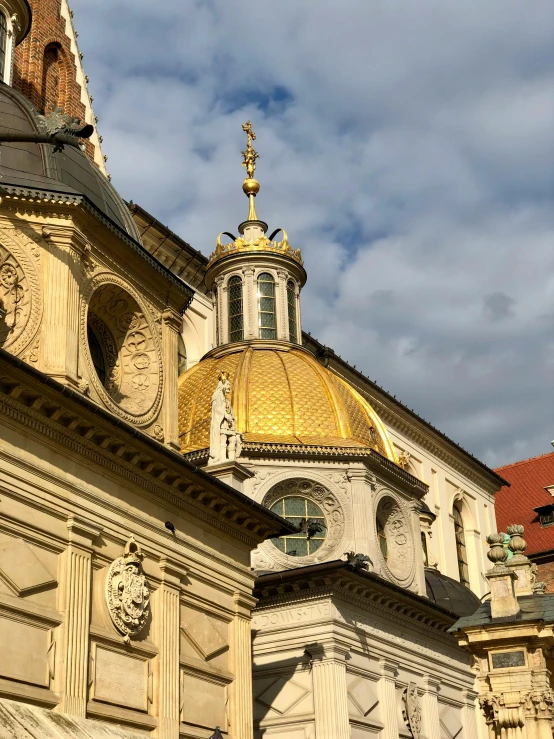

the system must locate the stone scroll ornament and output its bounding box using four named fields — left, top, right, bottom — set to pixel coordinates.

left=106, top=536, right=150, bottom=642
left=403, top=683, right=422, bottom=739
